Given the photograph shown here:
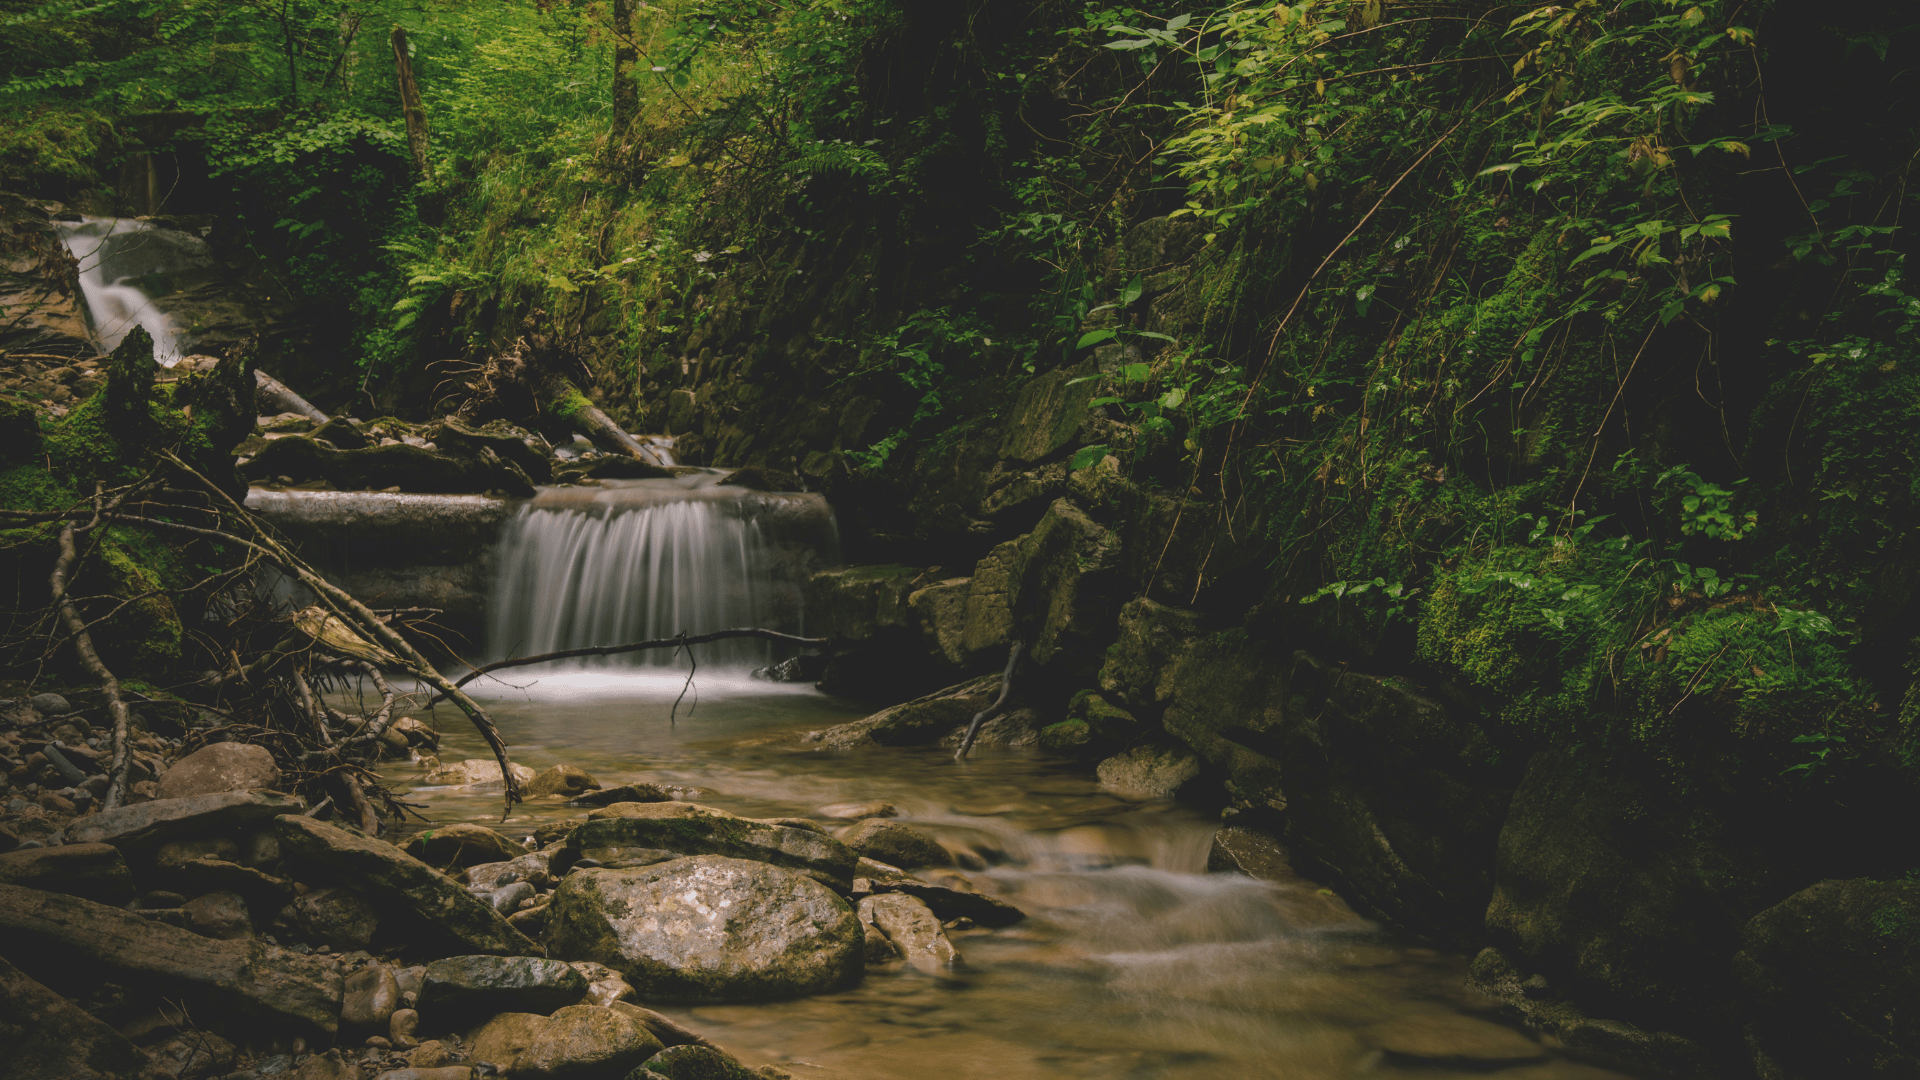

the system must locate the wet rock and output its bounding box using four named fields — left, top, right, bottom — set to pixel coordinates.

left=604, top=1001, right=717, bottom=1050
left=0, top=881, right=342, bottom=1037
left=1736, top=877, right=1920, bottom=1078
left=343, top=964, right=404, bottom=1032
left=273, top=815, right=540, bottom=957
left=526, top=1003, right=664, bottom=1078
left=0, top=954, right=154, bottom=1080
left=524, top=765, right=602, bottom=799
left=0, top=841, right=133, bottom=904
left=275, top=885, right=380, bottom=951
left=156, top=742, right=280, bottom=799
left=639, top=1043, right=762, bottom=1080
left=370, top=1067, right=471, bottom=1080
left=878, top=877, right=1025, bottom=928
left=543, top=858, right=863, bottom=1002
left=808, top=564, right=919, bottom=643
left=570, top=783, right=673, bottom=808
left=418, top=955, right=588, bottom=1023
left=1368, top=1010, right=1547, bottom=1069
left=1207, top=824, right=1292, bottom=882
left=1096, top=598, right=1205, bottom=708
left=66, top=789, right=304, bottom=851
left=809, top=674, right=1000, bottom=749
left=406, top=1039, right=452, bottom=1066
left=484, top=880, right=536, bottom=915
left=174, top=855, right=296, bottom=910
left=423, top=758, right=537, bottom=789
left=1096, top=740, right=1201, bottom=799
left=857, top=892, right=960, bottom=975
left=908, top=577, right=974, bottom=668
left=816, top=800, right=895, bottom=820
left=464, top=850, right=557, bottom=890
left=405, top=823, right=523, bottom=868
left=148, top=1030, right=239, bottom=1079
left=838, top=818, right=950, bottom=869
left=183, top=889, right=254, bottom=939
left=862, top=921, right=897, bottom=964
left=288, top=1047, right=360, bottom=1080
left=853, top=857, right=922, bottom=886
left=562, top=801, right=856, bottom=891
left=756, top=817, right=825, bottom=834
